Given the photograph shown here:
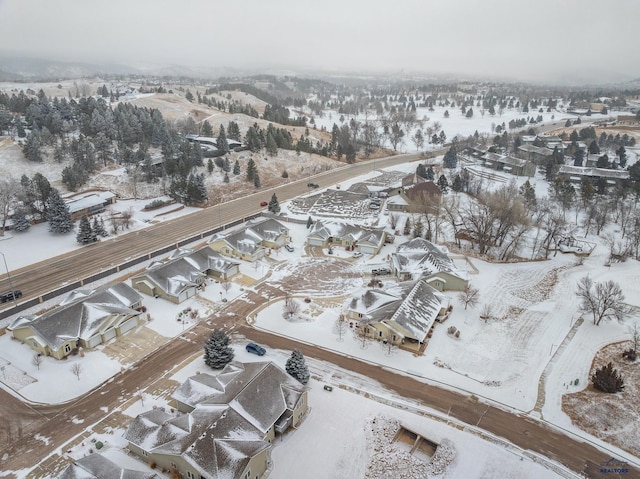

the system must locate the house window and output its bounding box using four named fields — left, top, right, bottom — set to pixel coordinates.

left=358, top=313, right=363, bottom=318
left=64, top=344, right=71, bottom=353
left=141, top=450, right=148, bottom=457
left=392, top=335, right=396, bottom=341
left=378, top=331, right=382, bottom=337
left=187, top=472, right=195, bottom=479
left=170, top=462, right=177, bottom=469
